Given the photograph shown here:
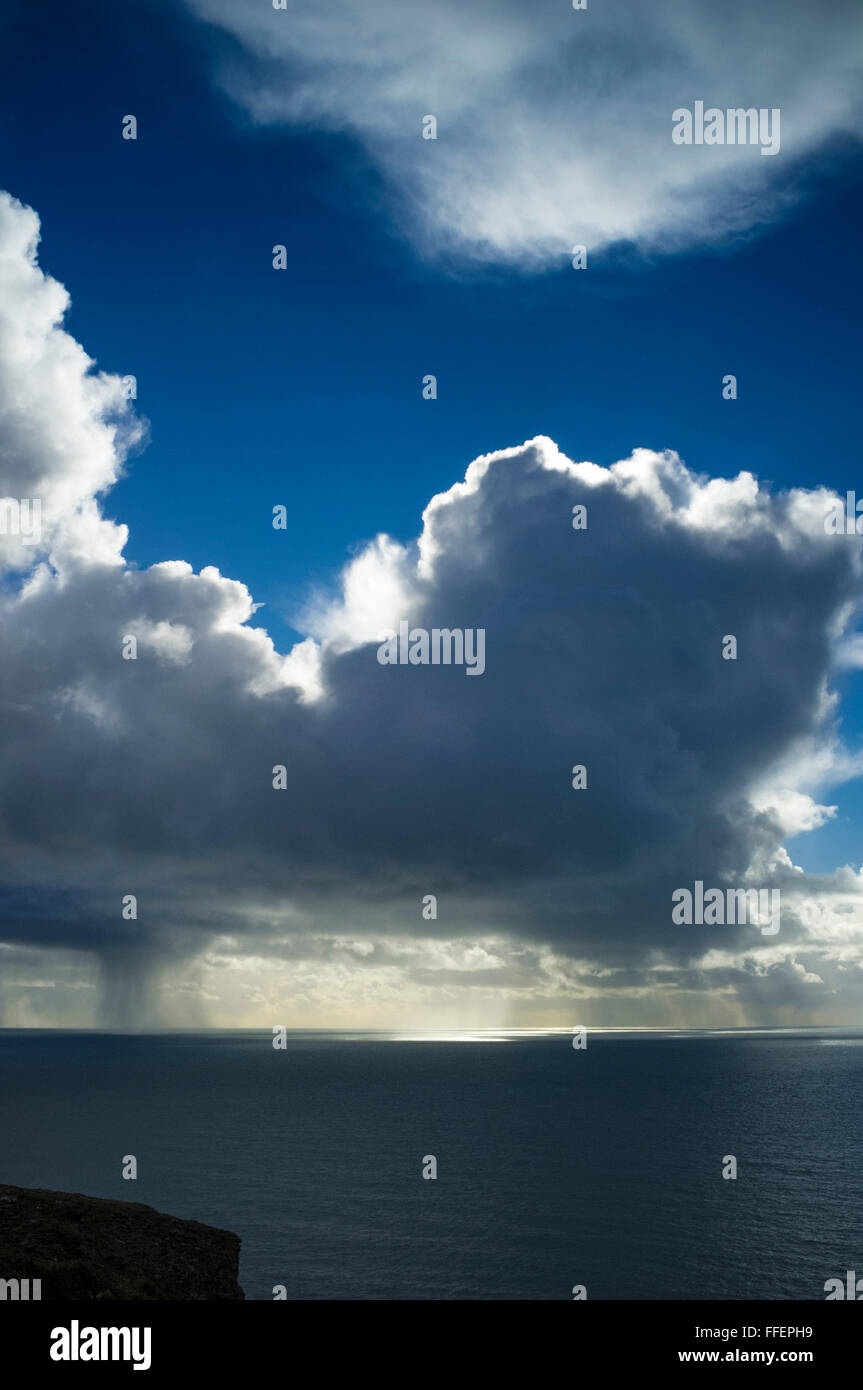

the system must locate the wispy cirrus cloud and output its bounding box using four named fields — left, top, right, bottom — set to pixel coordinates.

left=182, top=0, right=863, bottom=267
